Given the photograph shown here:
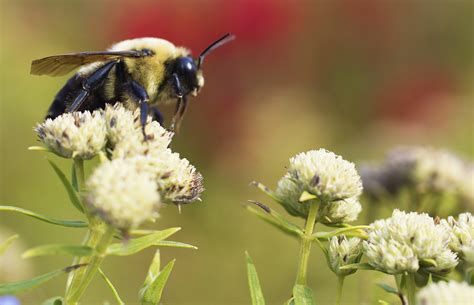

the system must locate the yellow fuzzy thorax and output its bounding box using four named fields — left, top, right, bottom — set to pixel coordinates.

left=109, top=37, right=191, bottom=102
